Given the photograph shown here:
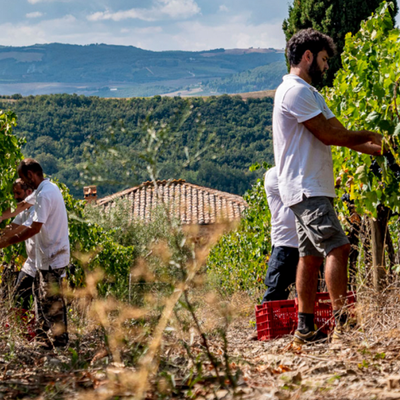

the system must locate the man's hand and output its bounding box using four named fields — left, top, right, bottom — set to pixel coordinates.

left=350, top=141, right=382, bottom=156
left=368, top=132, right=383, bottom=147
left=303, top=115, right=383, bottom=151
left=0, top=222, right=42, bottom=248
left=0, top=202, right=32, bottom=223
